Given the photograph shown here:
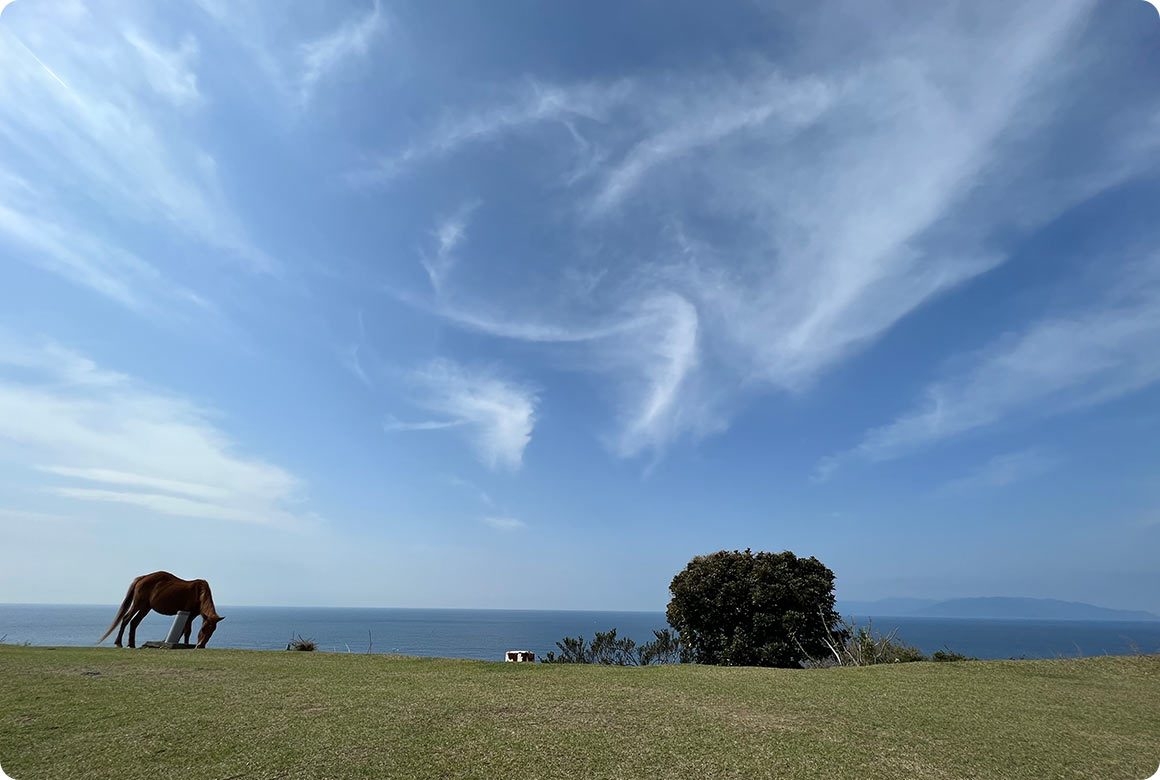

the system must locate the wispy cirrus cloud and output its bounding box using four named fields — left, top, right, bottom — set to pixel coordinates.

left=298, top=0, right=384, bottom=105
left=828, top=259, right=1160, bottom=468
left=0, top=337, right=316, bottom=530
left=0, top=197, right=212, bottom=317
left=482, top=516, right=525, bottom=532
left=0, top=5, right=271, bottom=323
left=446, top=475, right=494, bottom=507
left=400, top=294, right=629, bottom=344
left=339, top=344, right=372, bottom=388
left=39, top=466, right=233, bottom=501
left=123, top=28, right=202, bottom=108
left=657, top=3, right=1098, bottom=399
left=587, top=72, right=833, bottom=216
left=602, top=292, right=710, bottom=457
left=398, top=283, right=710, bottom=456
left=390, top=359, right=538, bottom=470
left=372, top=0, right=1160, bottom=462
left=0, top=14, right=266, bottom=267
left=338, top=310, right=378, bottom=388
left=941, top=449, right=1063, bottom=494
left=421, top=200, right=481, bottom=294
left=353, top=78, right=633, bottom=184
left=382, top=415, right=463, bottom=432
